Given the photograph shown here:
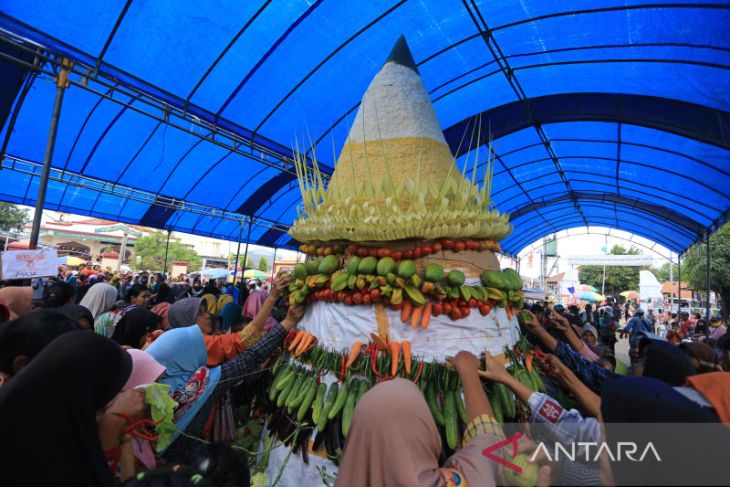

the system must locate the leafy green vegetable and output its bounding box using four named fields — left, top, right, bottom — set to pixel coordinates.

left=142, top=383, right=178, bottom=452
